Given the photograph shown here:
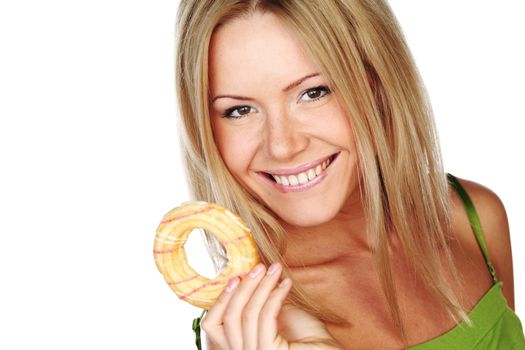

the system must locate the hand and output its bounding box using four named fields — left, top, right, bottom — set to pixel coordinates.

left=201, top=263, right=342, bottom=350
